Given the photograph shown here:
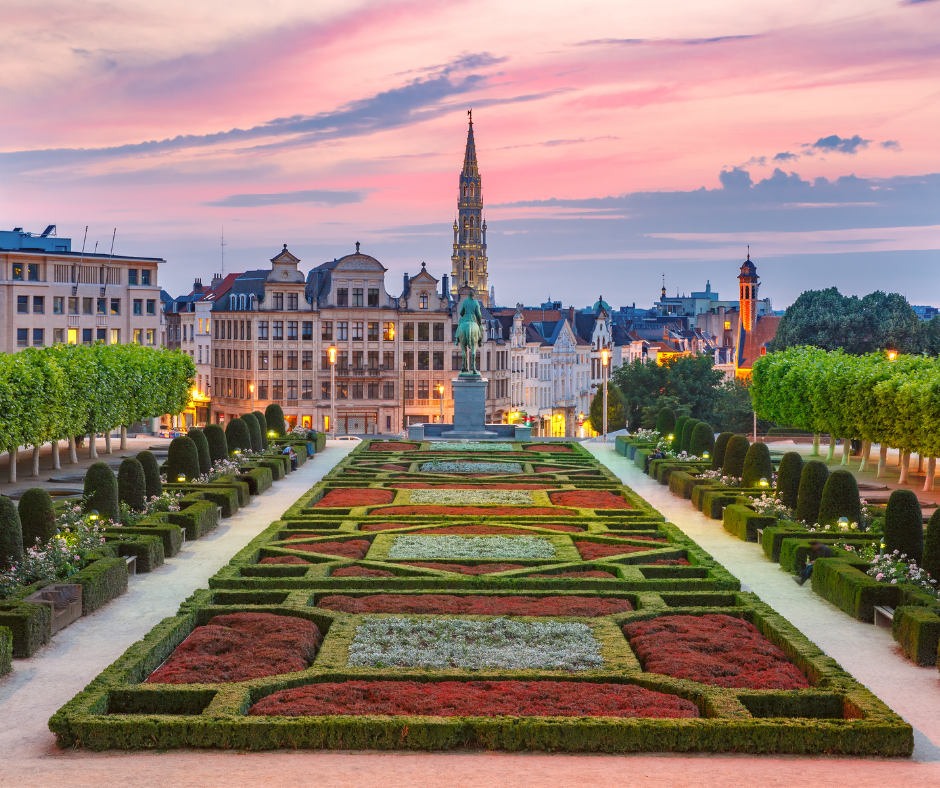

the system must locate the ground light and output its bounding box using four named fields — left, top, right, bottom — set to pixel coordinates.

left=177, top=474, right=186, bottom=483
left=703, top=452, right=710, bottom=460
left=87, top=510, right=99, bottom=522
left=758, top=477, right=770, bottom=488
